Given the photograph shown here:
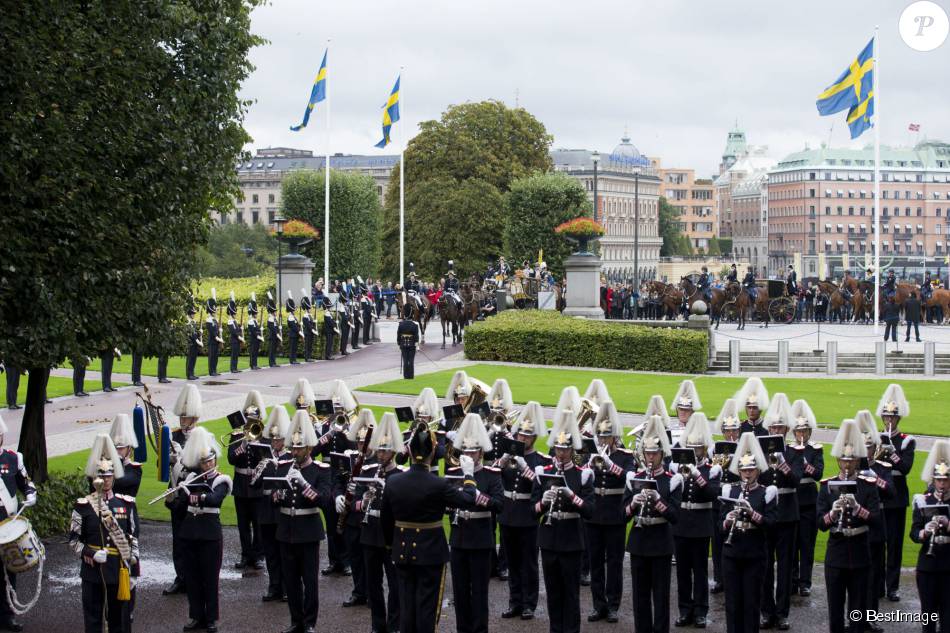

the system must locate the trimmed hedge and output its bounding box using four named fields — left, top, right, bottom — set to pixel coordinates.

left=464, top=311, right=708, bottom=373
left=31, top=472, right=89, bottom=538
